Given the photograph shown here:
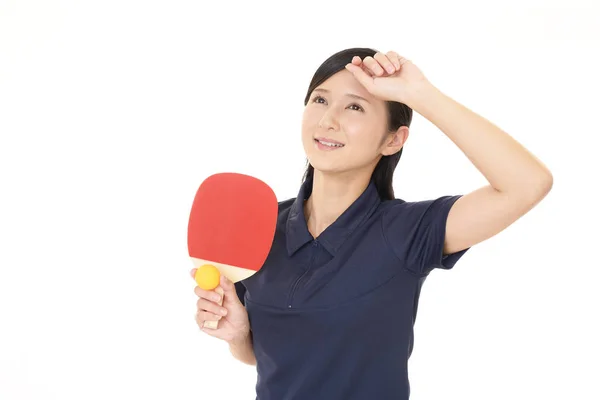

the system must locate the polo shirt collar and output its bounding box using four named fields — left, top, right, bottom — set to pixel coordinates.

left=286, top=176, right=381, bottom=256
